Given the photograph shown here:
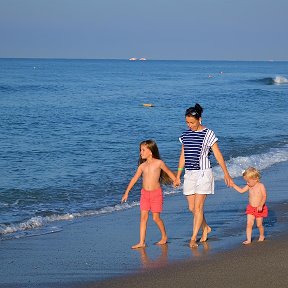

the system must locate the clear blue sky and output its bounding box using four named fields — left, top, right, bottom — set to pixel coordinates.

left=0, top=0, right=287, bottom=60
